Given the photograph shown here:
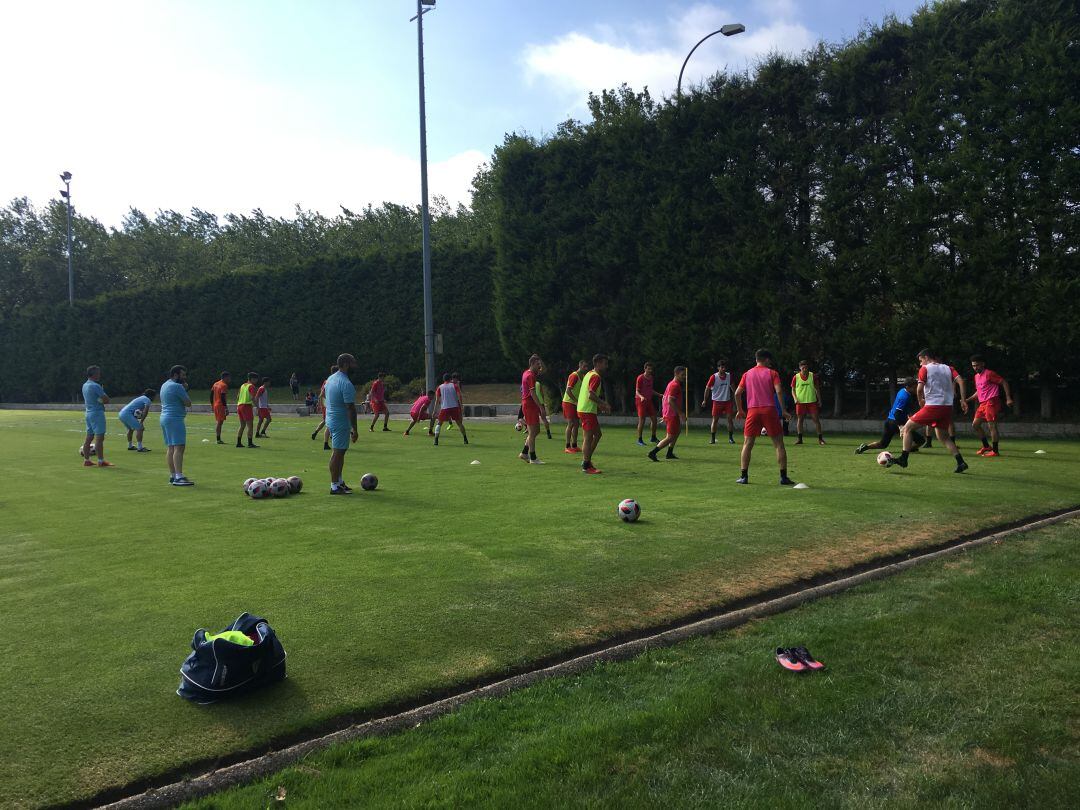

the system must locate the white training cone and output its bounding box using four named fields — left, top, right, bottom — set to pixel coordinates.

left=1034, top=450, right=1047, bottom=454
left=201, top=439, right=210, bottom=443
left=792, top=482, right=809, bottom=489
left=470, top=460, right=481, bottom=465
